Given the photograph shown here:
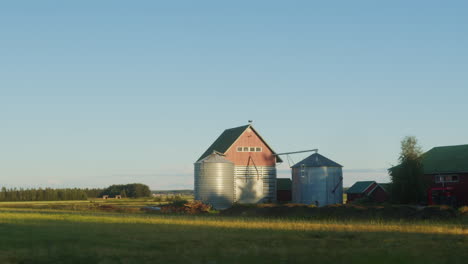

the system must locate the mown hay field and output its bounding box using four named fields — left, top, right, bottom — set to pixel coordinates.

left=0, top=200, right=467, bottom=264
